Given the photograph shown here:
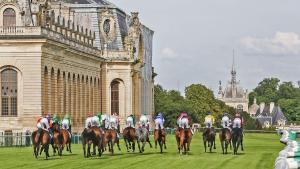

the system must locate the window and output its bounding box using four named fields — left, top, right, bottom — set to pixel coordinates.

left=111, top=81, right=119, bottom=115
left=1, top=69, right=17, bottom=116
left=3, top=8, right=16, bottom=27
left=237, top=104, right=243, bottom=112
